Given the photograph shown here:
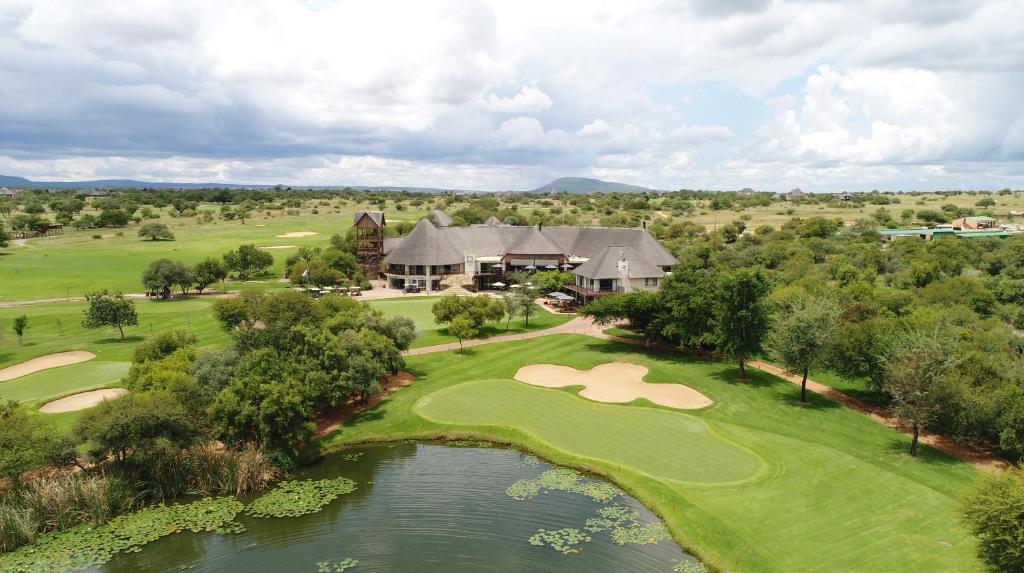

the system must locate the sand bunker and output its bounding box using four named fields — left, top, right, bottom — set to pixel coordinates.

left=514, top=362, right=713, bottom=410
left=0, top=351, right=96, bottom=382
left=259, top=245, right=298, bottom=250
left=275, top=231, right=318, bottom=238
left=39, top=388, right=127, bottom=413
